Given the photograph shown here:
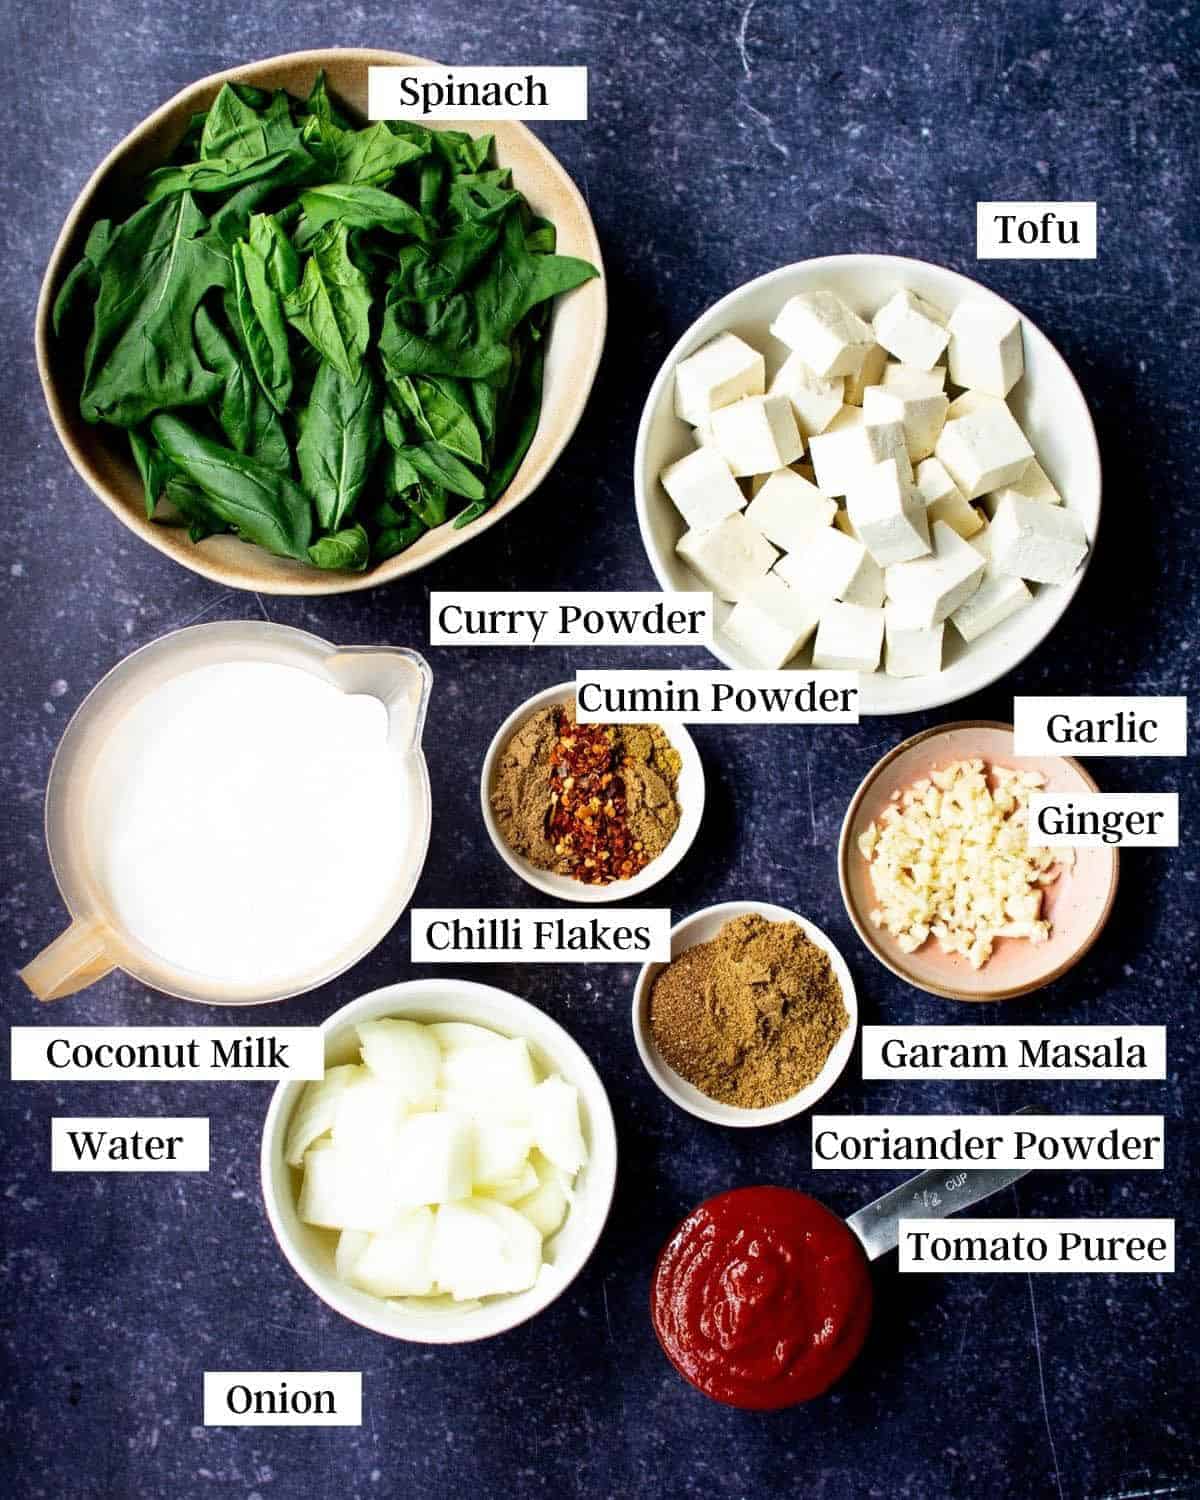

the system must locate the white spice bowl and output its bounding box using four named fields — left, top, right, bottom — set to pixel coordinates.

left=261, top=979, right=618, bottom=1343
left=633, top=254, right=1101, bottom=715
left=631, top=900, right=859, bottom=1127
left=480, top=680, right=705, bottom=903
